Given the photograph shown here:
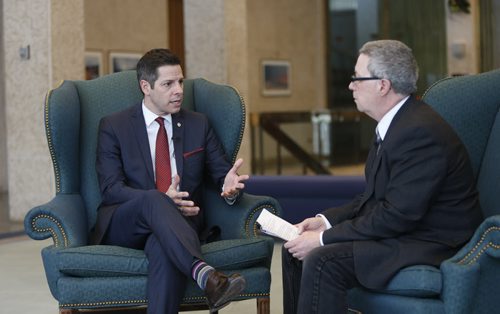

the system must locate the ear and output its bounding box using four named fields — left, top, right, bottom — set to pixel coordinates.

left=378, top=78, right=392, bottom=96
left=139, top=79, right=151, bottom=95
